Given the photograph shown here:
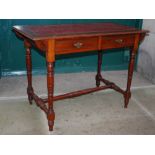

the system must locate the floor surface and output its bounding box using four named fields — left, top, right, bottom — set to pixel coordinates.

left=0, top=71, right=155, bottom=134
